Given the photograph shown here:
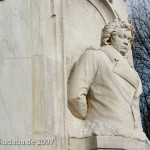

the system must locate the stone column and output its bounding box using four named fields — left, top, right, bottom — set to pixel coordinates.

left=0, top=0, right=67, bottom=150
left=31, top=0, right=67, bottom=150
